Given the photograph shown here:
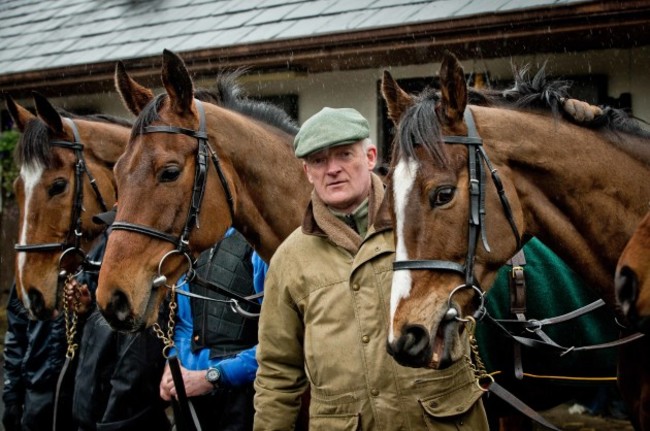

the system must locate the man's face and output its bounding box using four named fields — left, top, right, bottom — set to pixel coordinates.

left=303, top=140, right=377, bottom=213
